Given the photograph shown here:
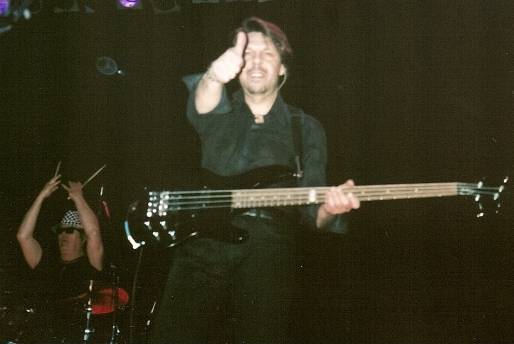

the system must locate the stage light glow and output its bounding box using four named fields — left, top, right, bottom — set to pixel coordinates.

left=118, top=0, right=141, bottom=8
left=0, top=0, right=9, bottom=16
